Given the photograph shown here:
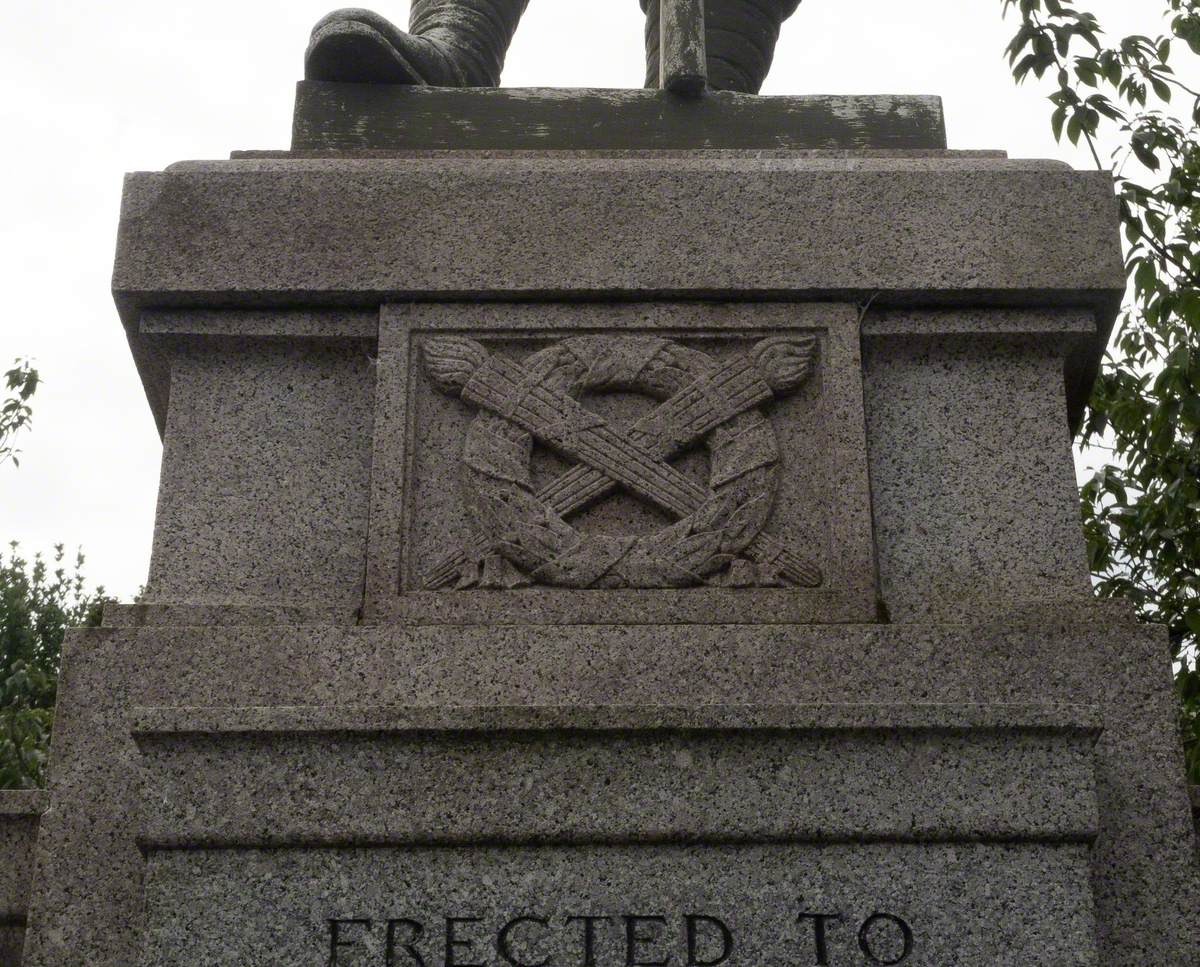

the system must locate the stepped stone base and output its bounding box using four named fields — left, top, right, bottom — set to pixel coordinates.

left=9, top=138, right=1197, bottom=965
left=15, top=606, right=1200, bottom=965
